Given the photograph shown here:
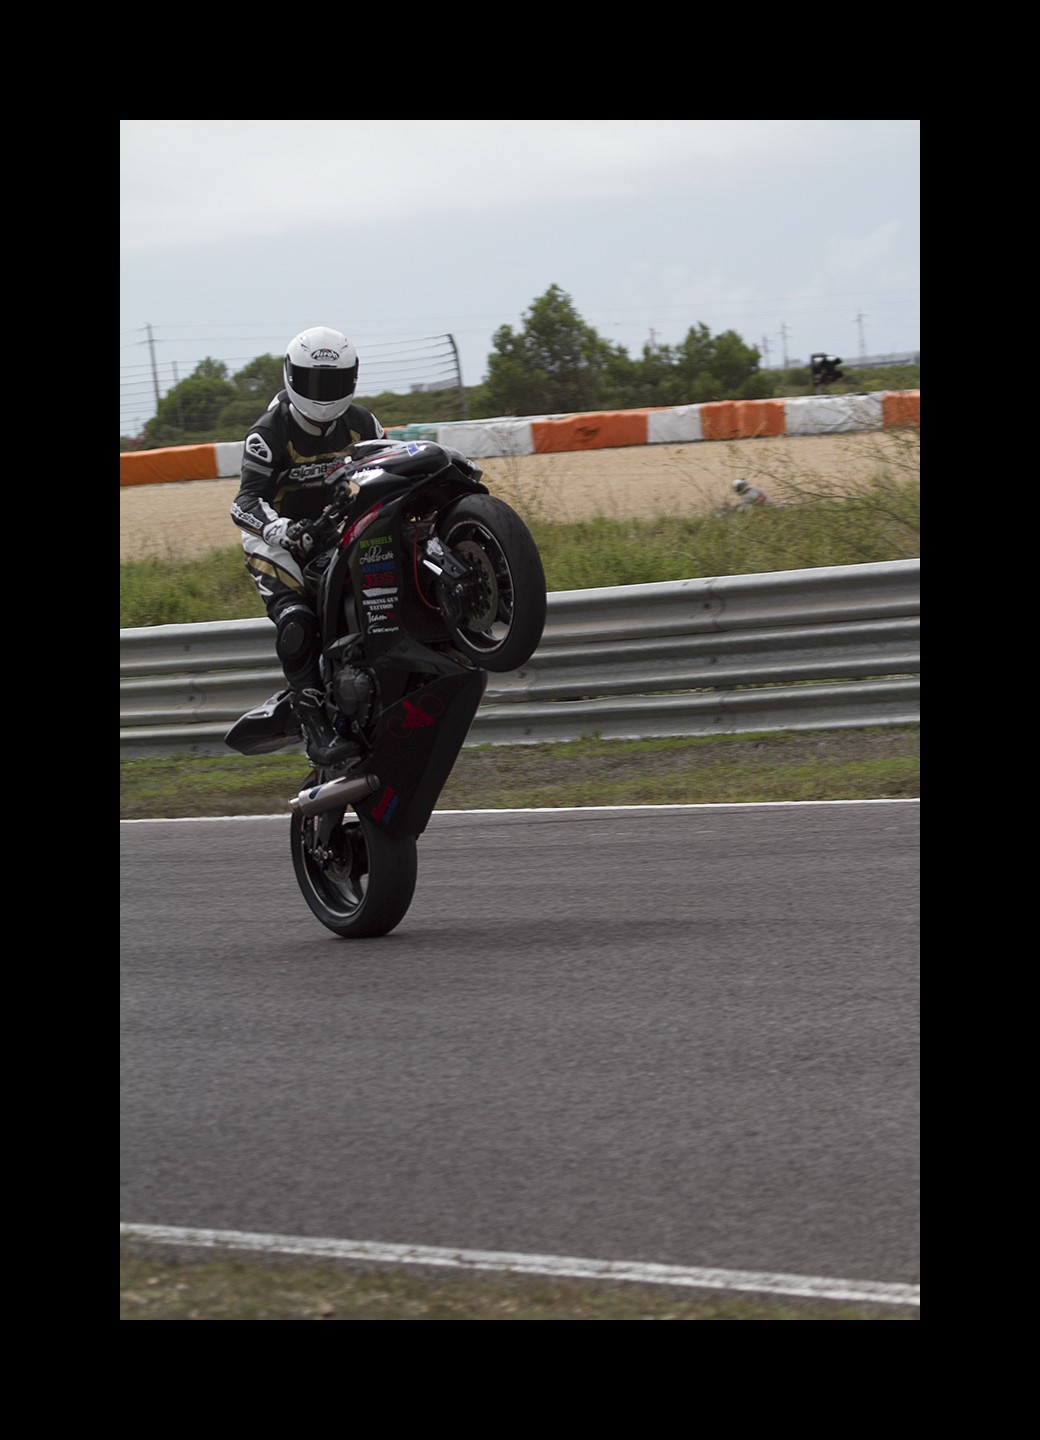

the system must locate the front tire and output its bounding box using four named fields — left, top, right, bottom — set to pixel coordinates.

left=290, top=805, right=418, bottom=939
left=436, top=495, right=547, bottom=672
